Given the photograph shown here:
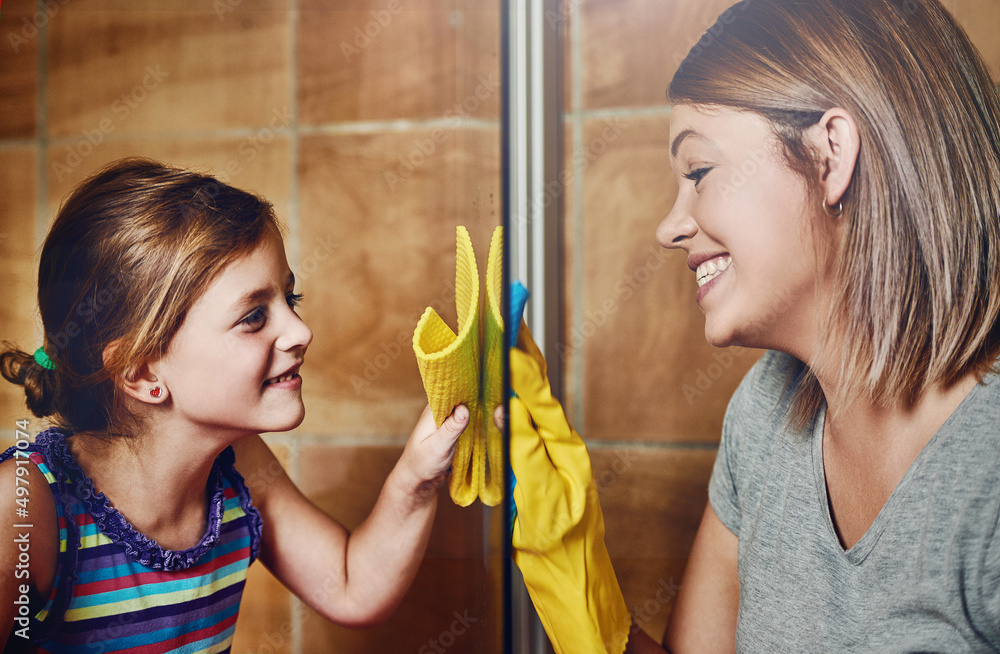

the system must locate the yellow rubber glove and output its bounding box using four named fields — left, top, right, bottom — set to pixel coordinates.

left=510, top=323, right=631, bottom=654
